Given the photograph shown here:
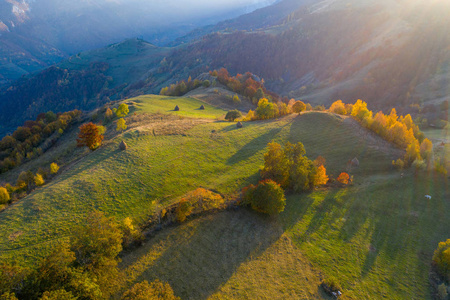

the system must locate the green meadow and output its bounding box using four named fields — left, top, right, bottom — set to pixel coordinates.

left=0, top=95, right=448, bottom=299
